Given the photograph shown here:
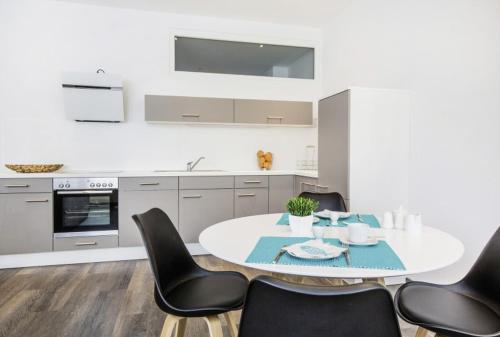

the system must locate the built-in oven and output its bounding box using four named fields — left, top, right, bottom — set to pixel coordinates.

left=53, top=177, right=118, bottom=237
